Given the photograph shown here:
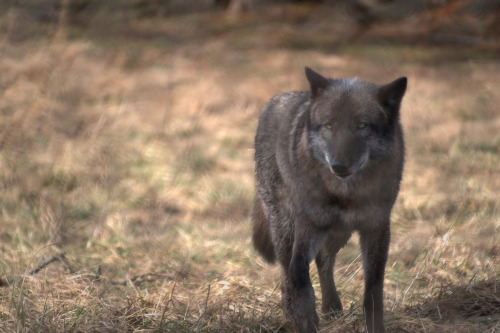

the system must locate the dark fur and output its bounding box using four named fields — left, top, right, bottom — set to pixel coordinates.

left=252, top=67, right=407, bottom=333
